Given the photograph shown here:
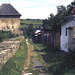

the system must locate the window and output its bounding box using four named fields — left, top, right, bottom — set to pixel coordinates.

left=65, top=28, right=67, bottom=36
left=65, top=27, right=73, bottom=36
